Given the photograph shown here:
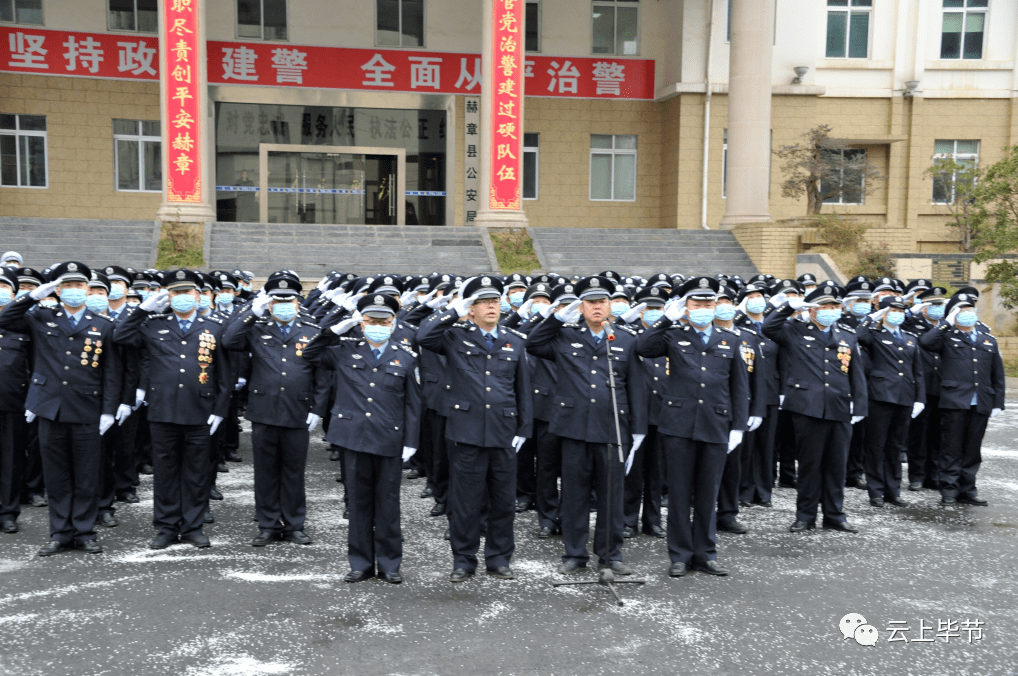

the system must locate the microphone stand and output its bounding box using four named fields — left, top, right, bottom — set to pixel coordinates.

left=552, top=319, right=645, bottom=606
